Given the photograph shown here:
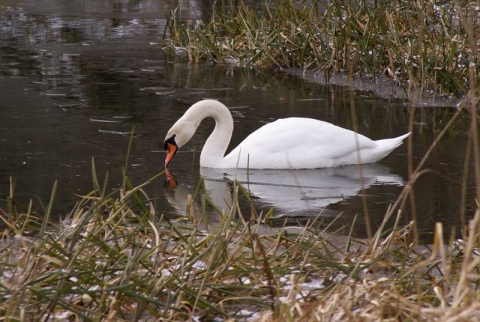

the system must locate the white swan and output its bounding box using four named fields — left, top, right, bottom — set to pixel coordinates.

left=163, top=99, right=410, bottom=169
